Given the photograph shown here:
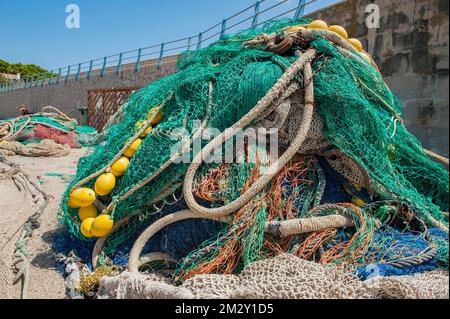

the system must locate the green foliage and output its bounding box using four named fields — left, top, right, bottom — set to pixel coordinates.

left=0, top=59, right=53, bottom=80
